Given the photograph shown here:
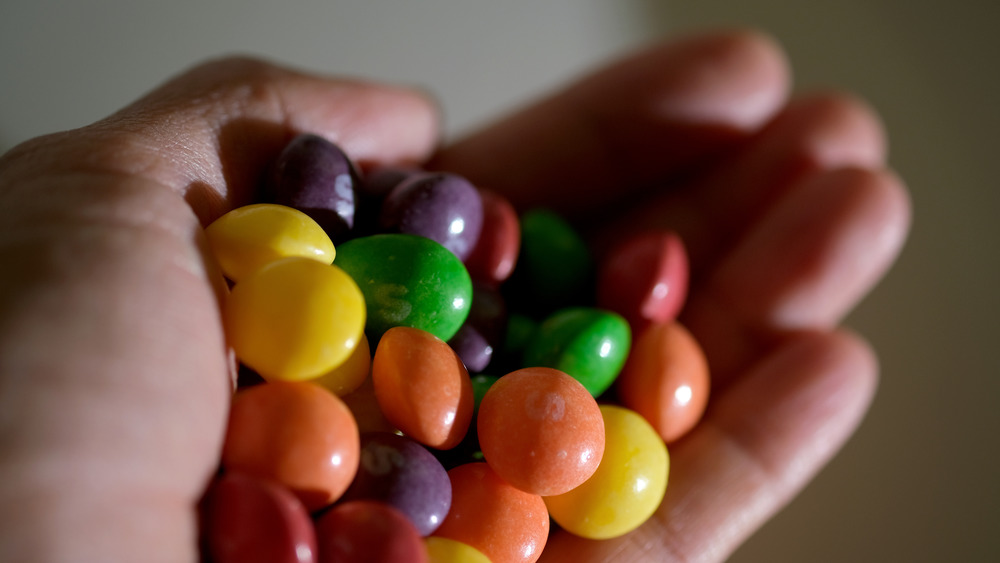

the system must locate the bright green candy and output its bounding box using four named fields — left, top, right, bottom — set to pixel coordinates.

left=522, top=307, right=631, bottom=397
left=517, top=209, right=594, bottom=309
left=334, top=234, right=472, bottom=343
